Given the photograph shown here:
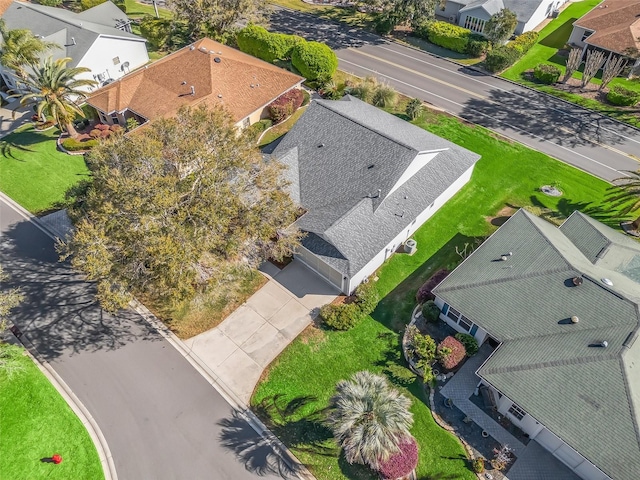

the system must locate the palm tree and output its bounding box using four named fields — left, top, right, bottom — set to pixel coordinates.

left=13, top=57, right=96, bottom=138
left=610, top=171, right=640, bottom=230
left=0, top=20, right=58, bottom=79
left=325, top=371, right=413, bottom=470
